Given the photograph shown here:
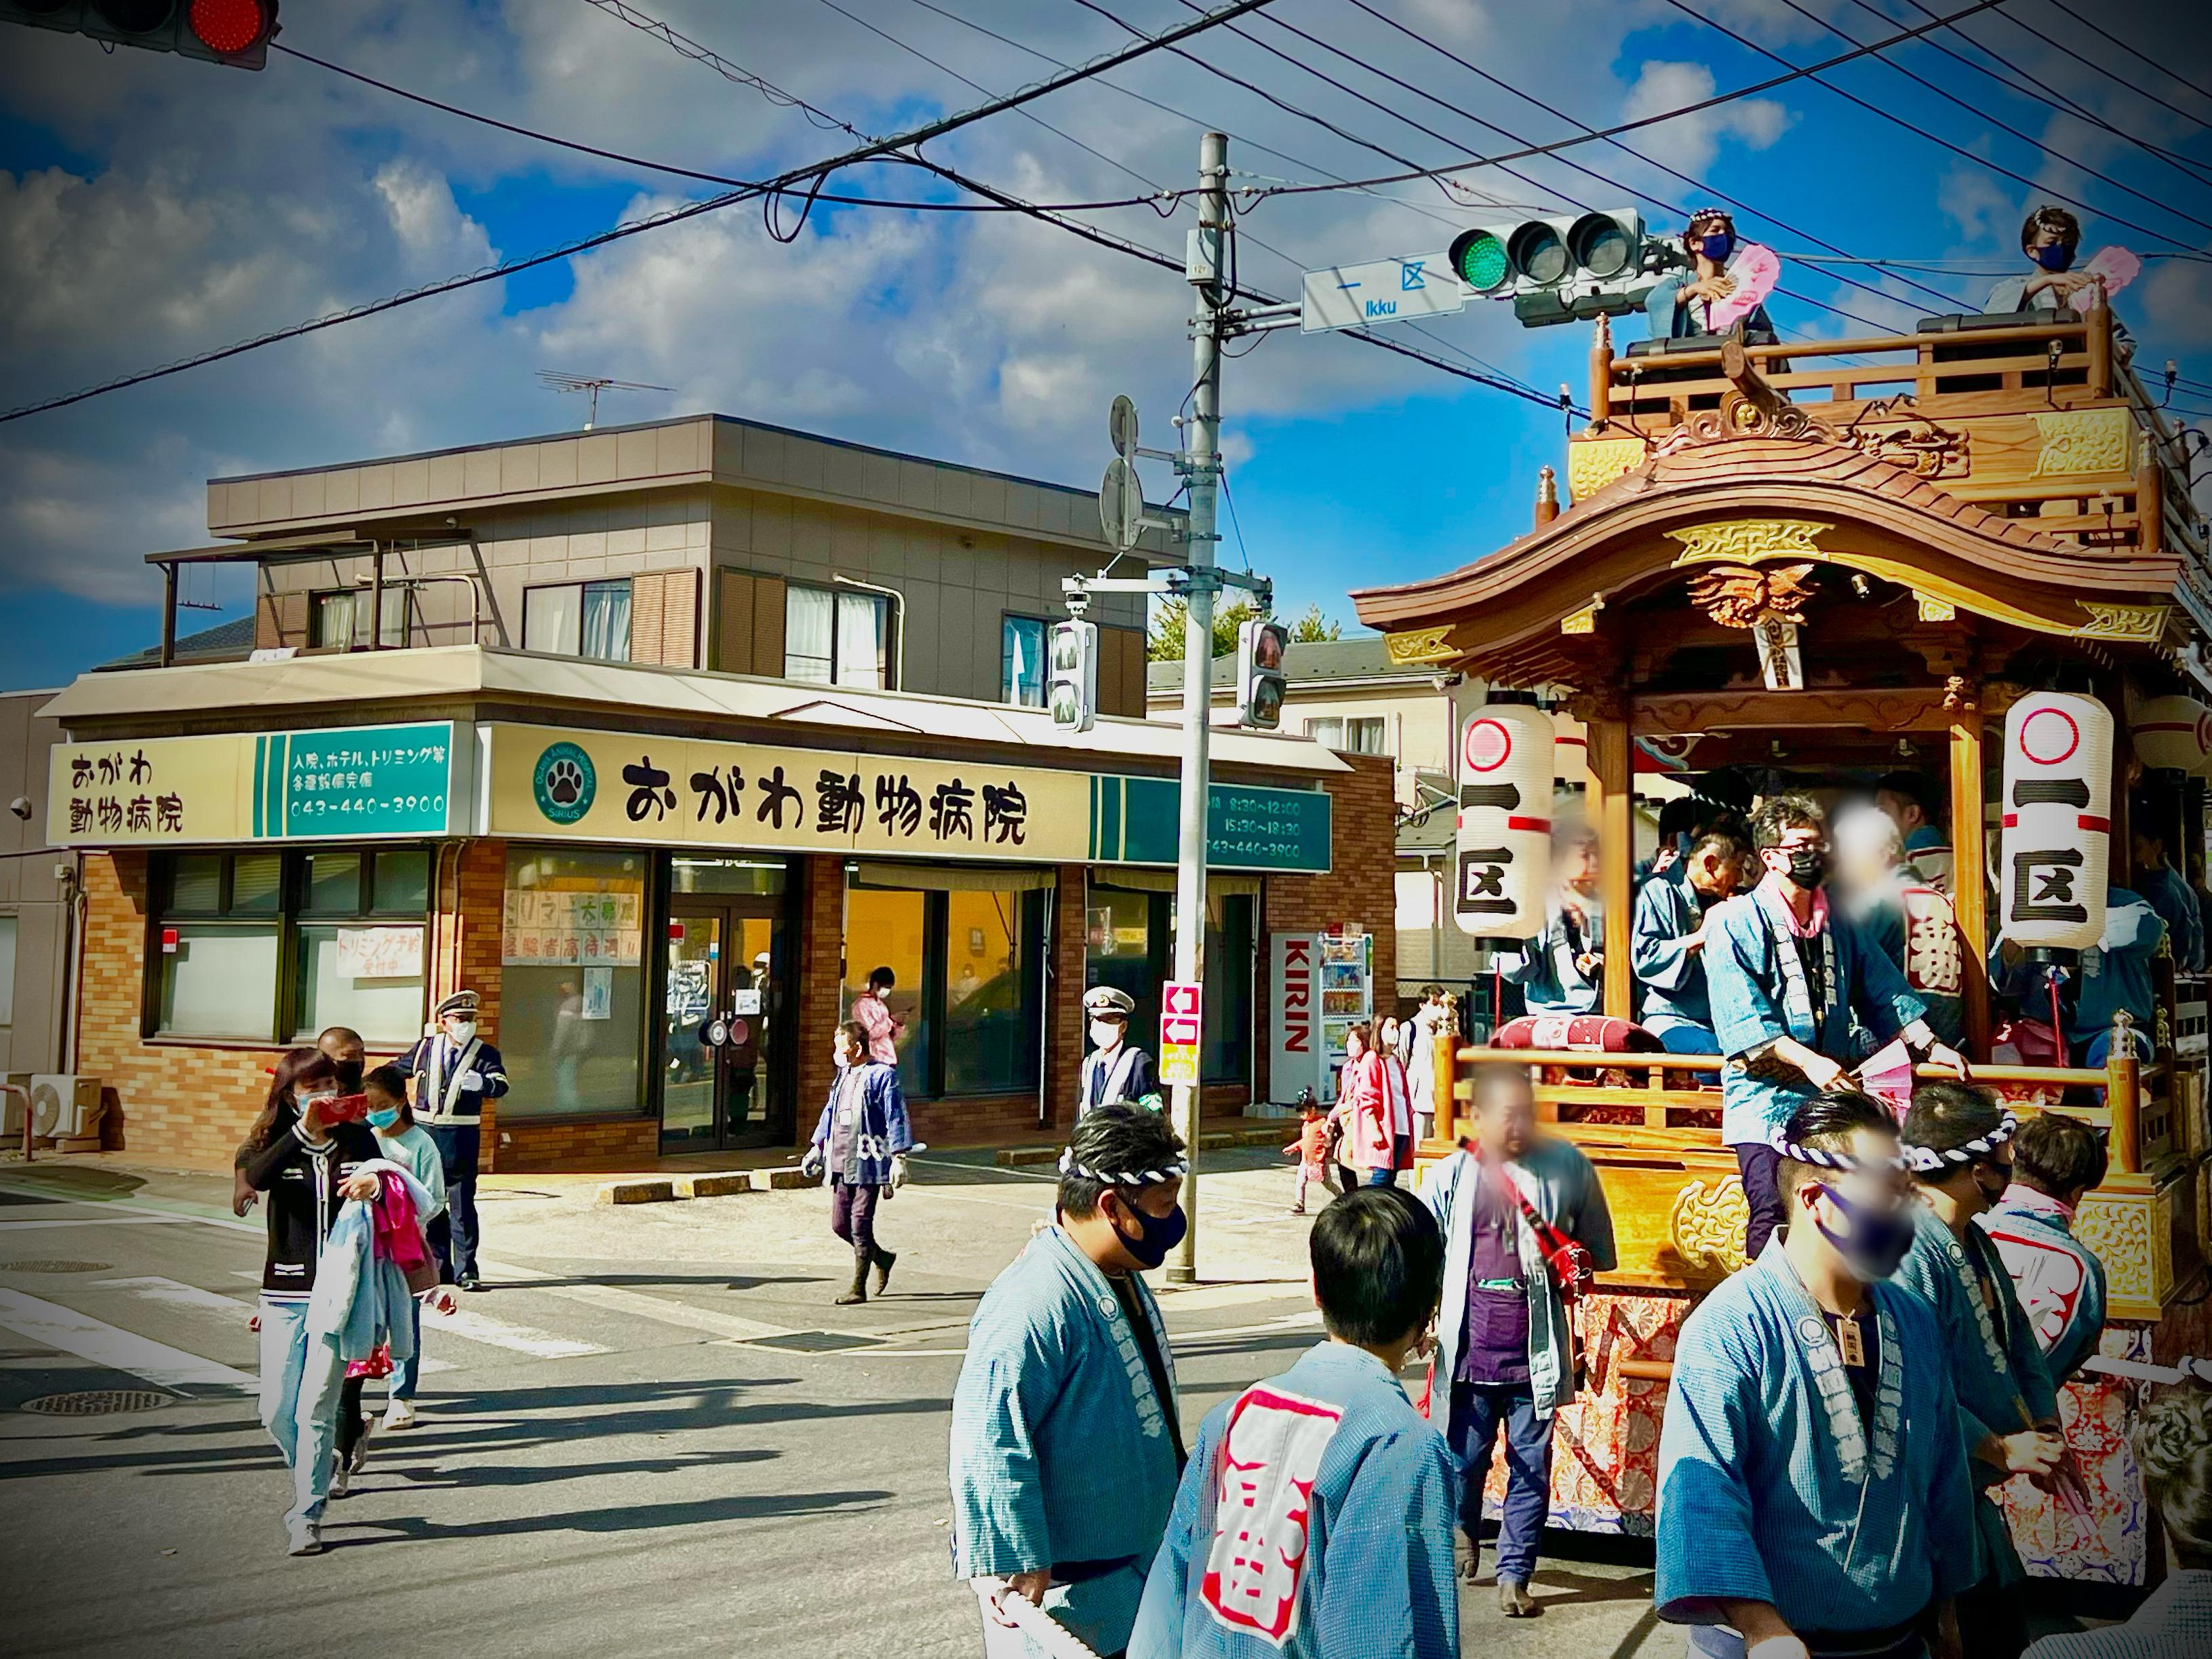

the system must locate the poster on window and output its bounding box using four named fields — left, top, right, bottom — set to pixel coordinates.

left=335, top=926, right=424, bottom=981
left=501, top=889, right=644, bottom=967
left=581, top=965, right=614, bottom=1020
